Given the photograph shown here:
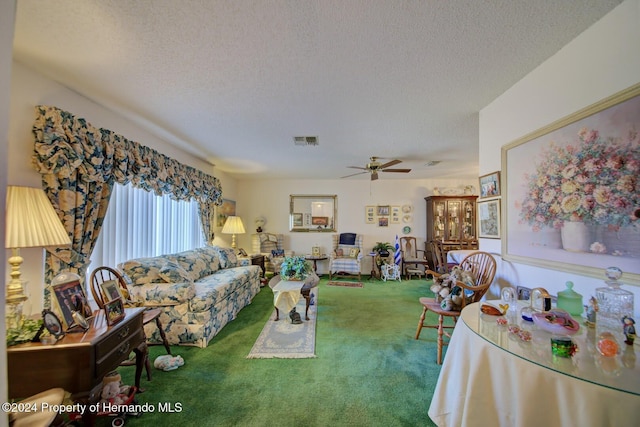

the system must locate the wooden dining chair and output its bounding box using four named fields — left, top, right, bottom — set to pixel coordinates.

left=415, top=251, right=496, bottom=364
left=429, top=239, right=450, bottom=274
left=90, top=266, right=172, bottom=386
left=400, top=236, right=429, bottom=279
